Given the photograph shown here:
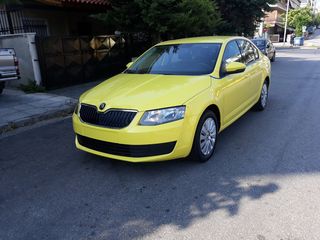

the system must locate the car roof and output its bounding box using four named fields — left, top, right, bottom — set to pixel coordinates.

left=252, top=38, right=267, bottom=42
left=156, top=36, right=245, bottom=45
